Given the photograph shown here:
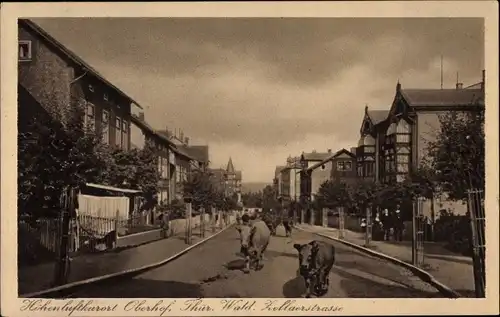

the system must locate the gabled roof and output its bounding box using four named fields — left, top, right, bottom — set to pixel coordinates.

left=307, top=148, right=355, bottom=172
left=367, top=109, right=389, bottom=125
left=400, top=88, right=484, bottom=107
left=19, top=19, right=143, bottom=109
left=301, top=152, right=331, bottom=161
left=131, top=114, right=174, bottom=146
